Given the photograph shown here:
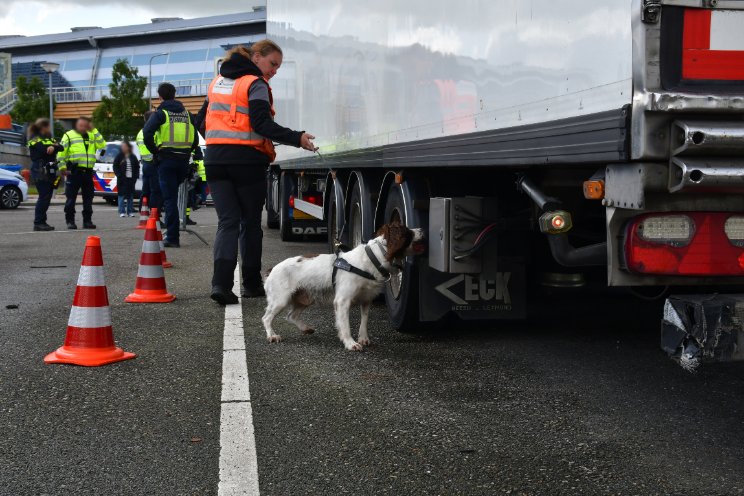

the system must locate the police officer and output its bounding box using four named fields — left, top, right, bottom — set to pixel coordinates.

left=57, top=116, right=106, bottom=229
left=186, top=146, right=205, bottom=226
left=27, top=118, right=63, bottom=231
left=136, top=111, right=162, bottom=213
left=143, top=83, right=198, bottom=247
